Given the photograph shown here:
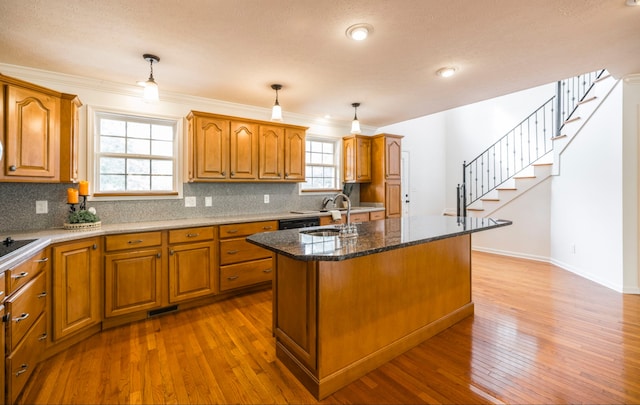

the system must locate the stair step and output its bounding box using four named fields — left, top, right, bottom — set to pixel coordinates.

left=467, top=207, right=484, bottom=212
left=497, top=187, right=517, bottom=191
left=564, top=116, right=582, bottom=125
left=578, top=96, right=597, bottom=105
left=551, top=134, right=567, bottom=141
left=533, top=162, right=553, bottom=167
left=514, top=175, right=536, bottom=179
left=481, top=198, right=500, bottom=202
left=595, top=73, right=611, bottom=83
